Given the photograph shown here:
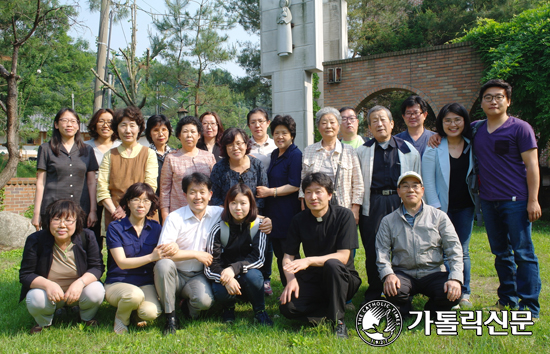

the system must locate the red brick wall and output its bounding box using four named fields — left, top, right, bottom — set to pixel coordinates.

left=2, top=178, right=36, bottom=215
left=323, top=42, right=485, bottom=115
